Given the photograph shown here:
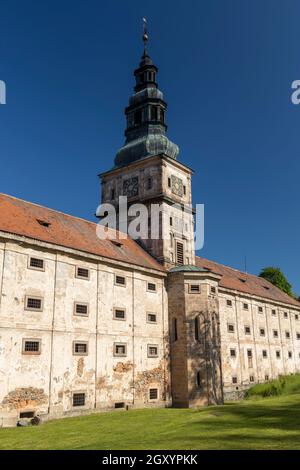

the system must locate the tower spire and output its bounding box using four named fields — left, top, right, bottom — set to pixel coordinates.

left=142, top=17, right=148, bottom=56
